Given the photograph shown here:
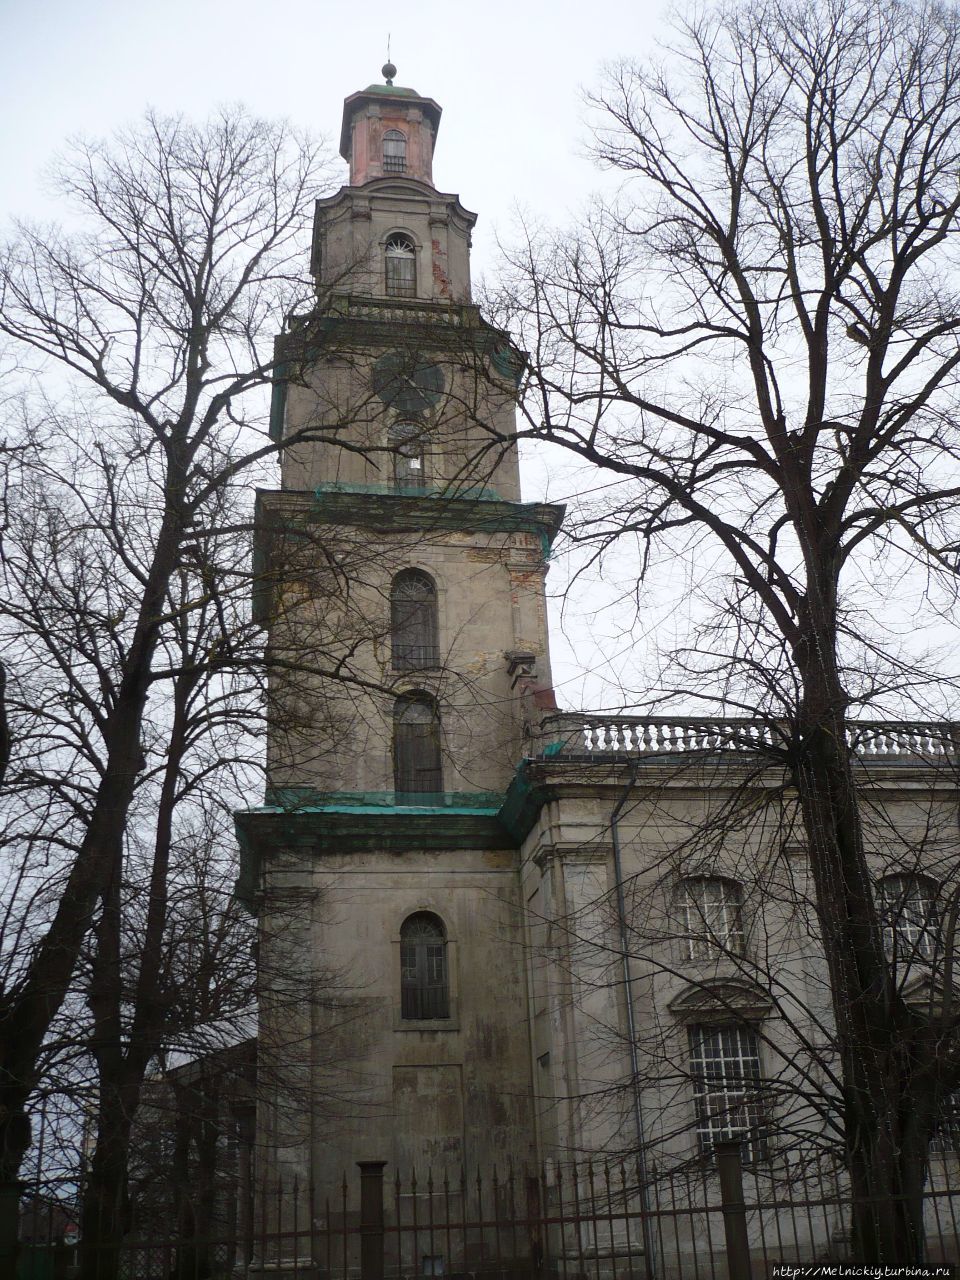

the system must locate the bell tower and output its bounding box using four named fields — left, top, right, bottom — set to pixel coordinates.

left=238, top=66, right=563, bottom=1239
left=340, top=60, right=441, bottom=188
left=263, top=62, right=559, bottom=800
